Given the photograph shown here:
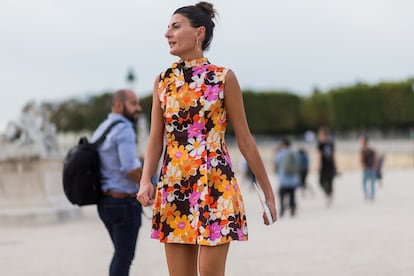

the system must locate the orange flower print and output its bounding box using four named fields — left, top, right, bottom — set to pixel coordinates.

left=168, top=144, right=188, bottom=166
left=179, top=158, right=200, bottom=179
left=170, top=215, right=192, bottom=240
left=160, top=202, right=181, bottom=225
left=151, top=58, right=248, bottom=246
